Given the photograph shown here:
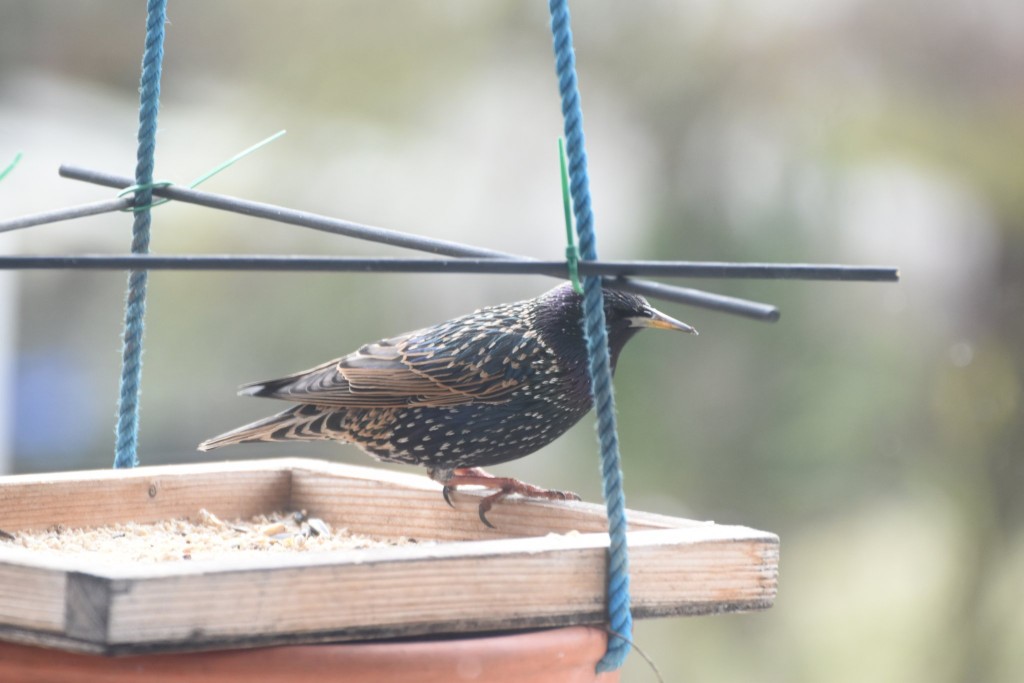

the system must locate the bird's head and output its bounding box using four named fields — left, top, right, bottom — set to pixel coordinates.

left=600, top=286, right=696, bottom=336
left=539, top=283, right=696, bottom=370
left=598, top=285, right=696, bottom=358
